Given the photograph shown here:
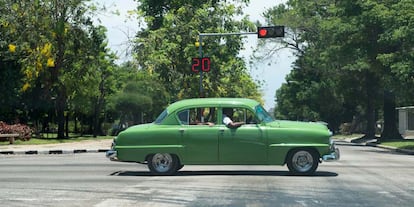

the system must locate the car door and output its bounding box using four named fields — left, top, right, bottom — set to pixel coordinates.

left=218, top=108, right=267, bottom=164
left=177, top=107, right=219, bottom=164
